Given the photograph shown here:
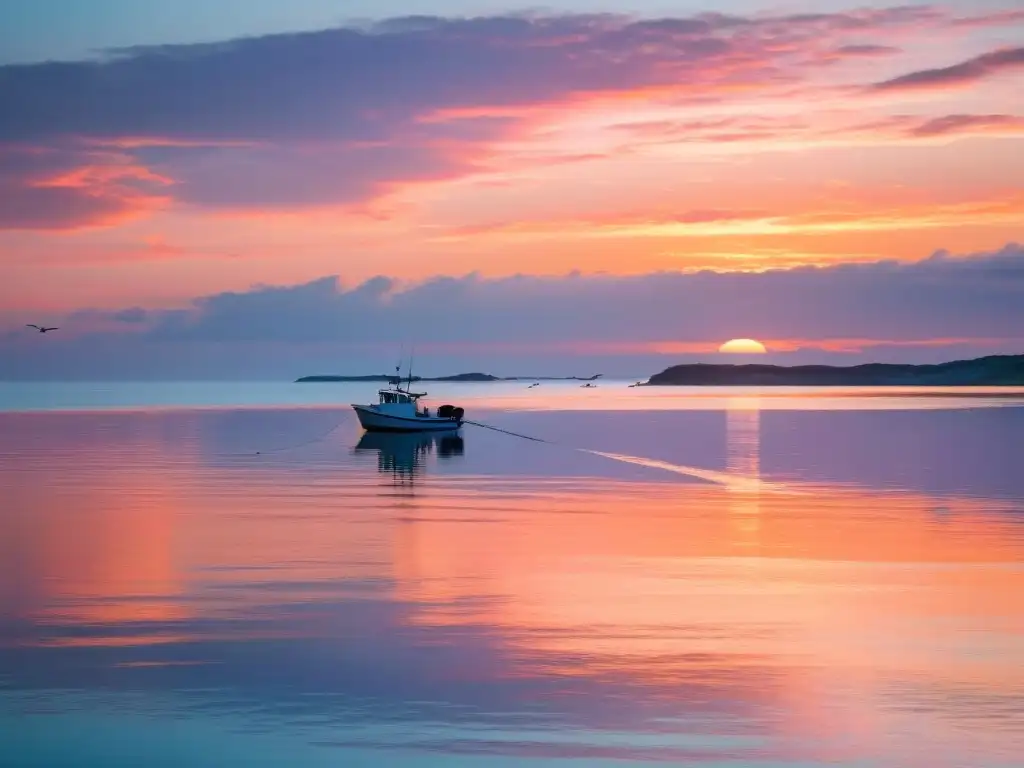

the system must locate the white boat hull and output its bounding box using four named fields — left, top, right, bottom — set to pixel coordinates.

left=352, top=405, right=462, bottom=433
